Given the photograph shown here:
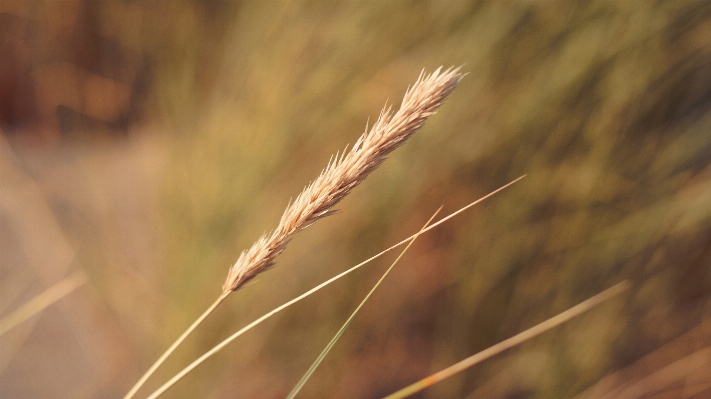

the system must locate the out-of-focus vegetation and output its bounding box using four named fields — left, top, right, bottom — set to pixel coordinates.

left=1, top=1, right=711, bottom=398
